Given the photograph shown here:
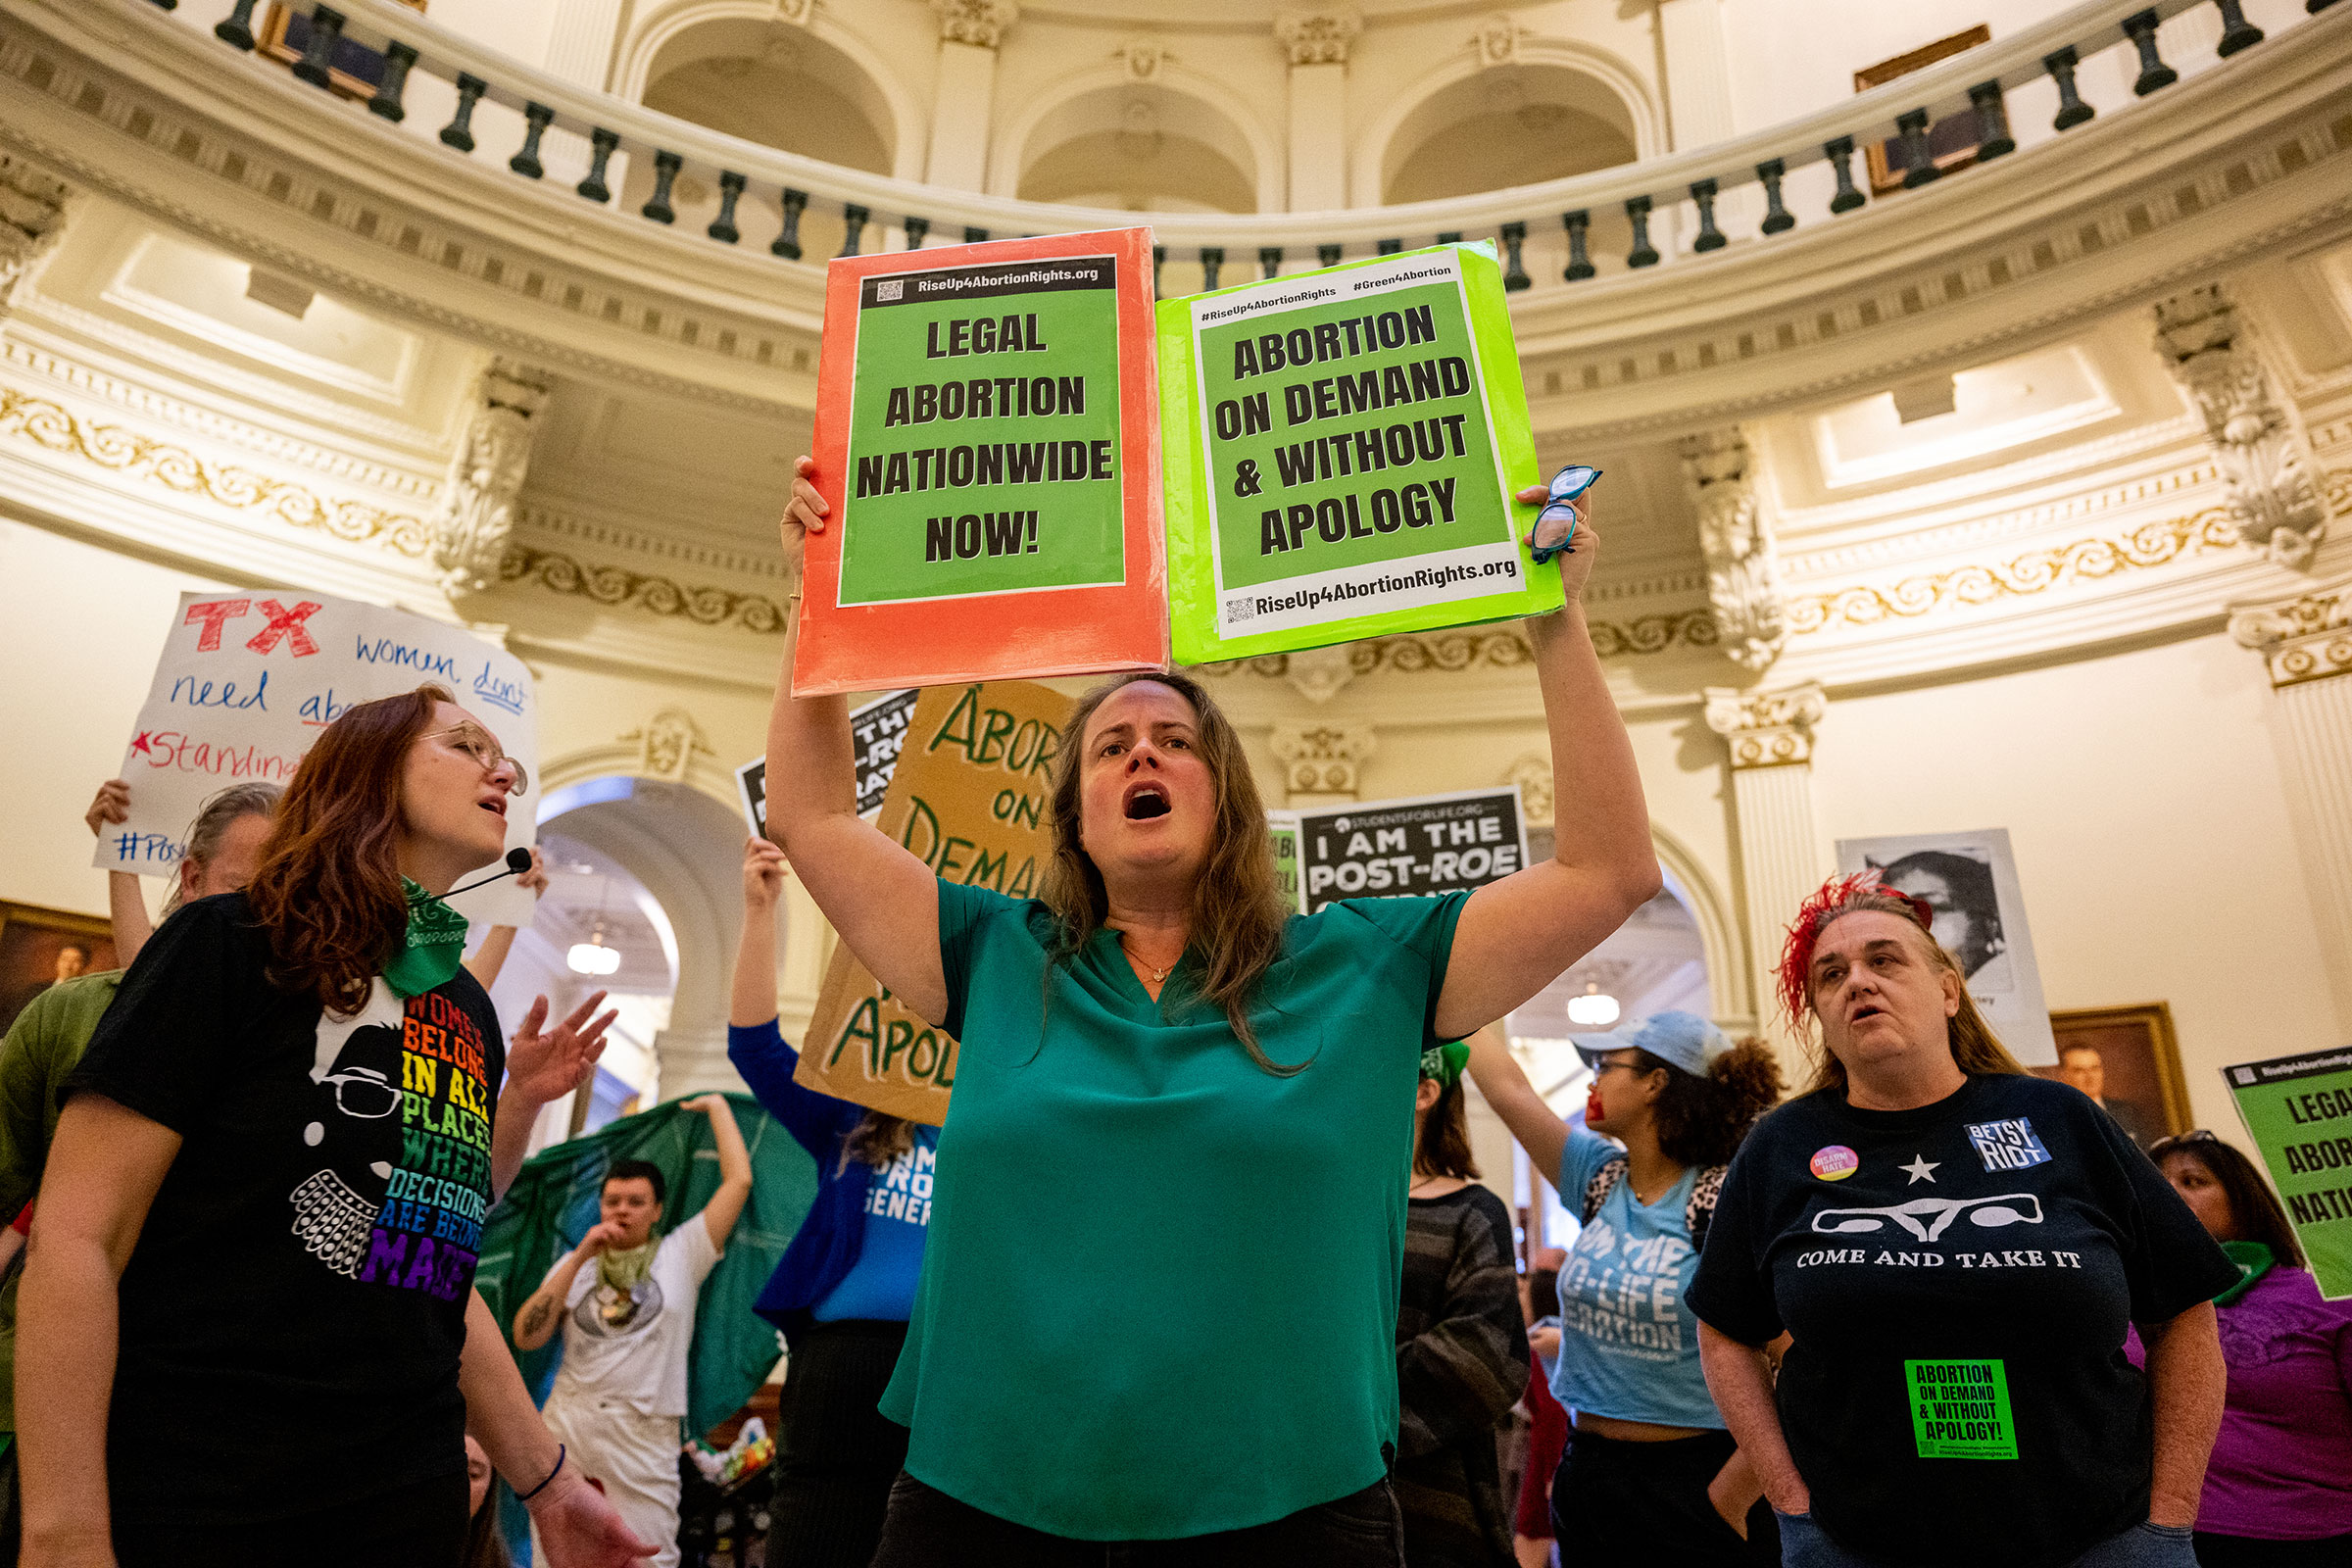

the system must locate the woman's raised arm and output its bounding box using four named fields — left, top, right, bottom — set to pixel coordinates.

left=1435, top=490, right=1662, bottom=1040
left=768, top=456, right=950, bottom=1026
